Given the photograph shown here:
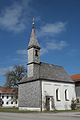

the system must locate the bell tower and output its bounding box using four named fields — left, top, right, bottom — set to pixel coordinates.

left=27, top=18, right=40, bottom=77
